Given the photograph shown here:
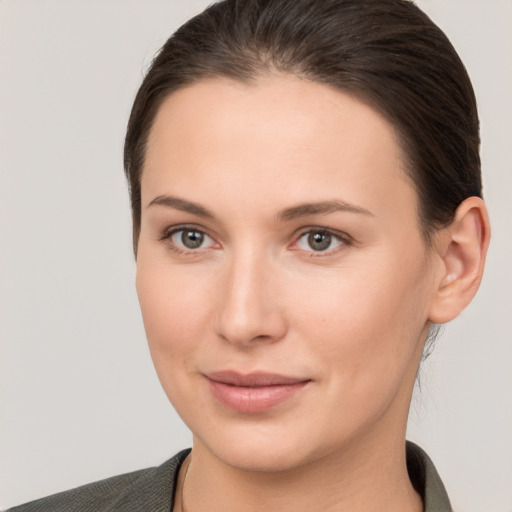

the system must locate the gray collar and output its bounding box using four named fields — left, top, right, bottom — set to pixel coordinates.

left=407, top=441, right=453, bottom=511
